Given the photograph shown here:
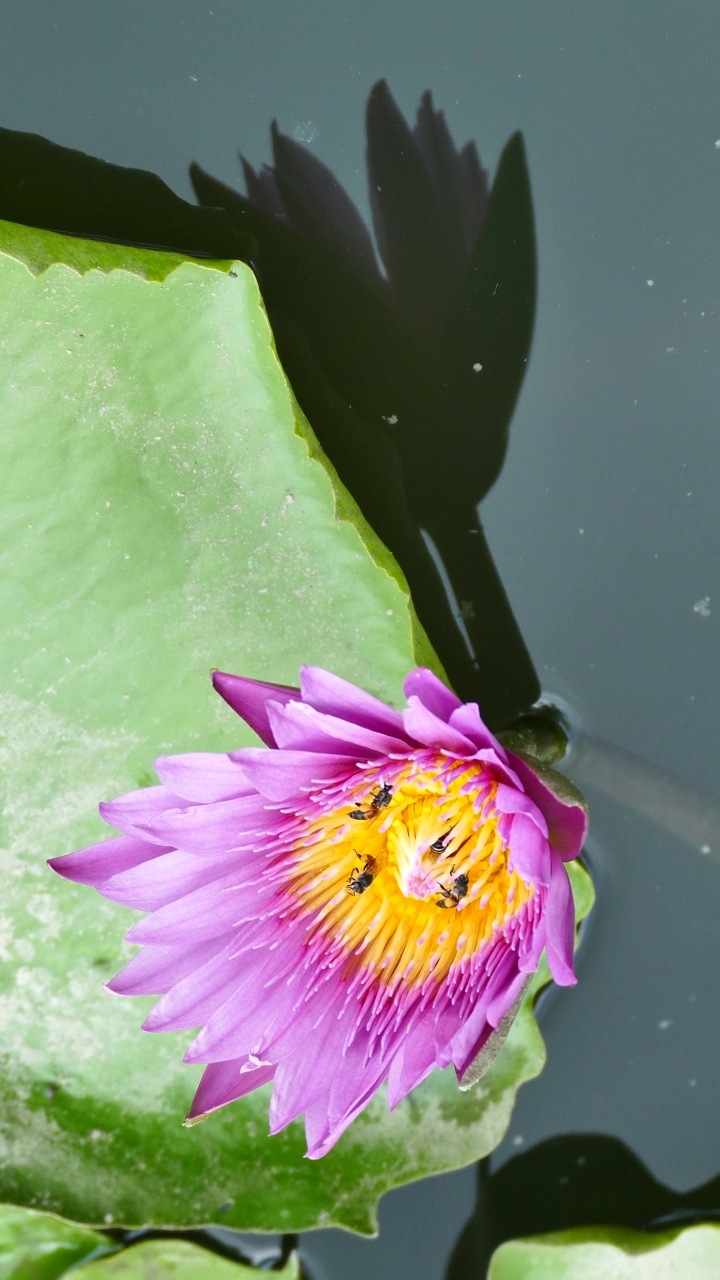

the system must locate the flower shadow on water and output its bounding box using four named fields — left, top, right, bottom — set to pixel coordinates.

left=191, top=80, right=539, bottom=729
left=448, top=1133, right=720, bottom=1279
